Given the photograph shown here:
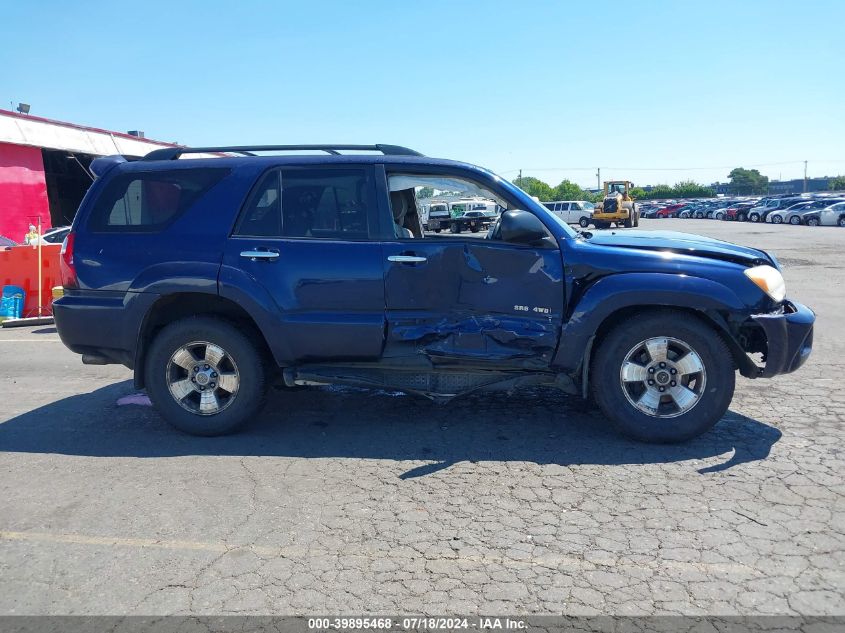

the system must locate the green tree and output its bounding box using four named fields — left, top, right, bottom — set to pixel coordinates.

left=515, top=176, right=555, bottom=201
left=645, top=184, right=676, bottom=199
left=552, top=179, right=586, bottom=200
left=728, top=168, right=769, bottom=195
left=416, top=186, right=434, bottom=199
left=673, top=180, right=715, bottom=198
left=829, top=176, right=845, bottom=191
